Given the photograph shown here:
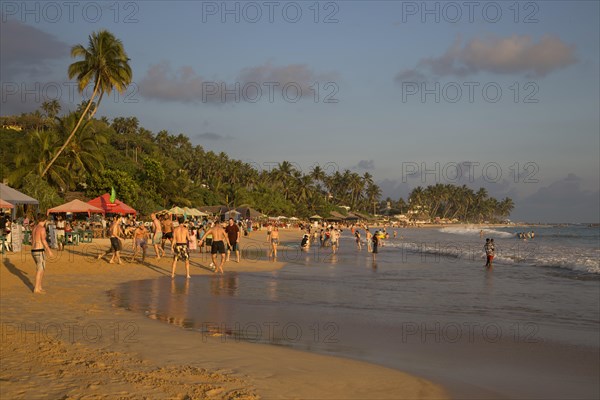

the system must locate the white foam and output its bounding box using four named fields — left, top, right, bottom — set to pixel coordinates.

left=440, top=227, right=514, bottom=238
